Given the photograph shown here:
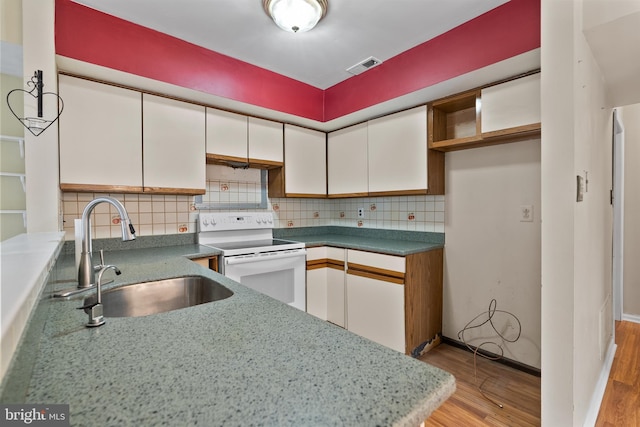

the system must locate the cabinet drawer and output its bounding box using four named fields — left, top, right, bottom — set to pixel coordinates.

left=307, top=247, right=345, bottom=261
left=307, top=247, right=345, bottom=271
left=347, top=250, right=405, bottom=273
